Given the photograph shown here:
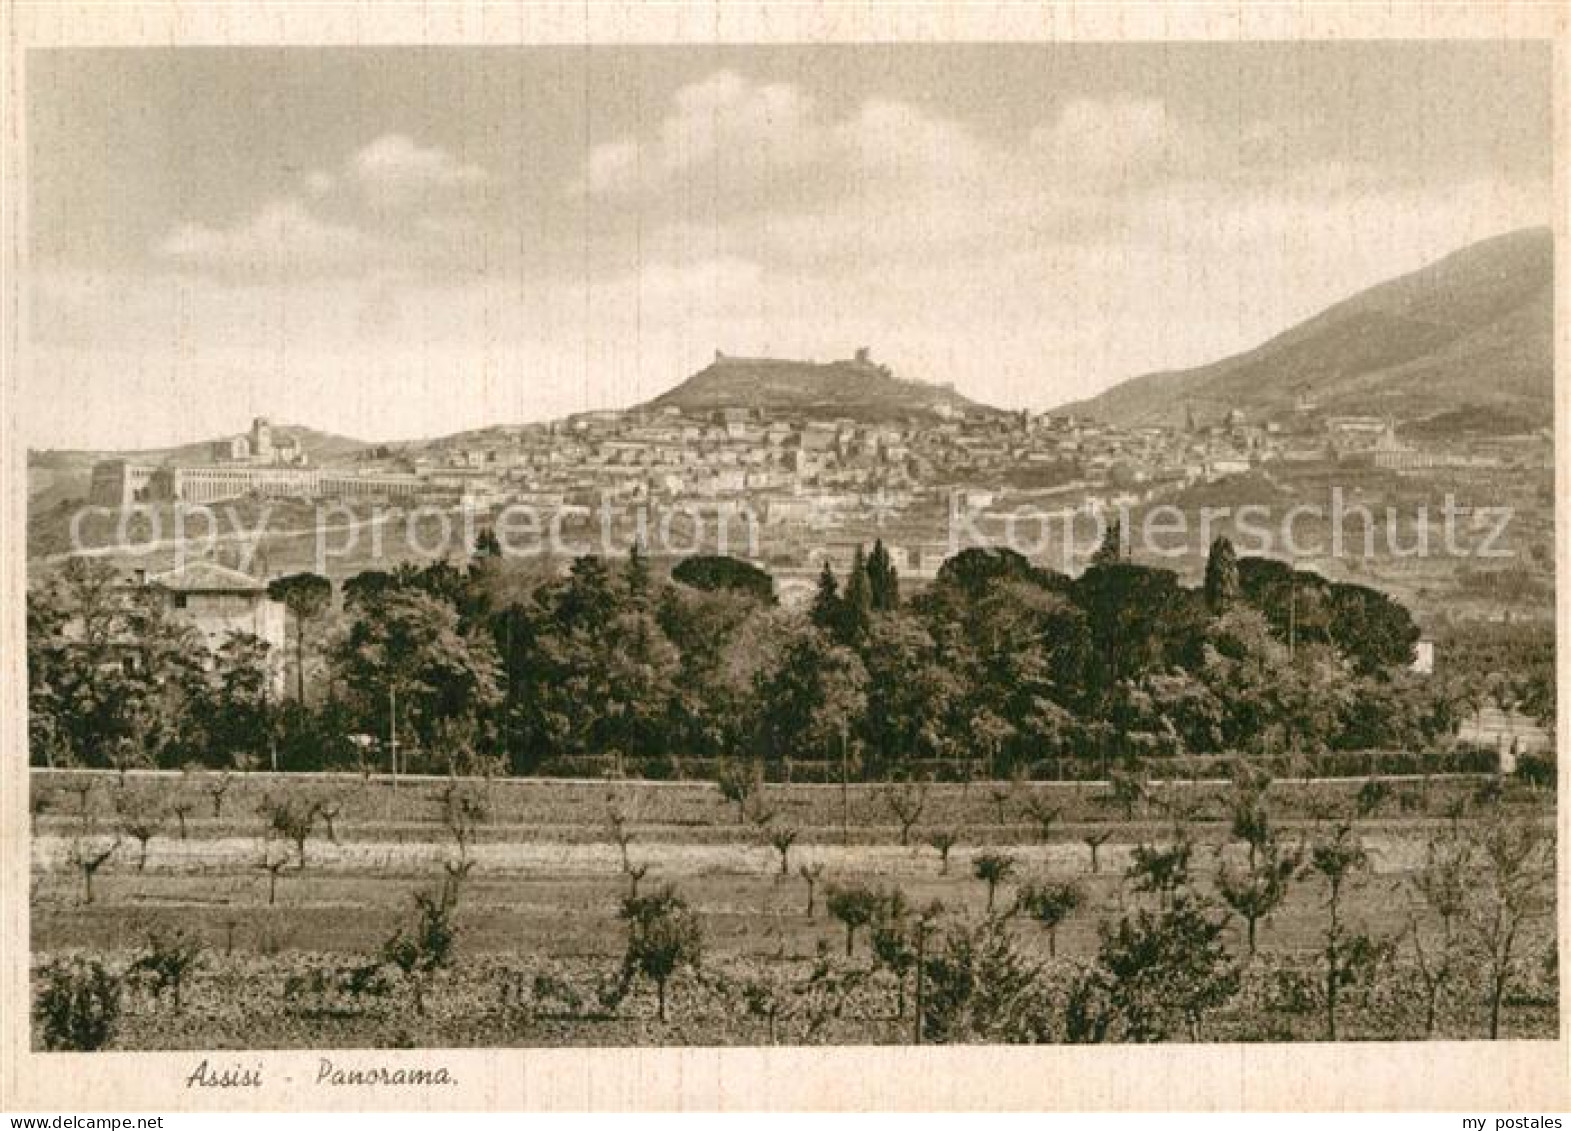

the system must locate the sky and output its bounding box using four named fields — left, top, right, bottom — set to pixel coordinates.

left=25, top=42, right=1552, bottom=450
